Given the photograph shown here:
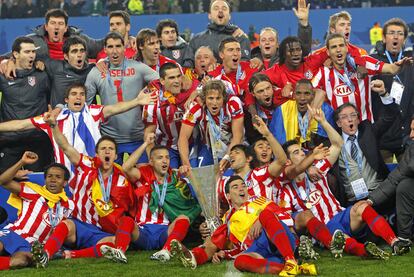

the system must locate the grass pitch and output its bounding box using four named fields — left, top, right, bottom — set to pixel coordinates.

left=2, top=247, right=414, bottom=277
